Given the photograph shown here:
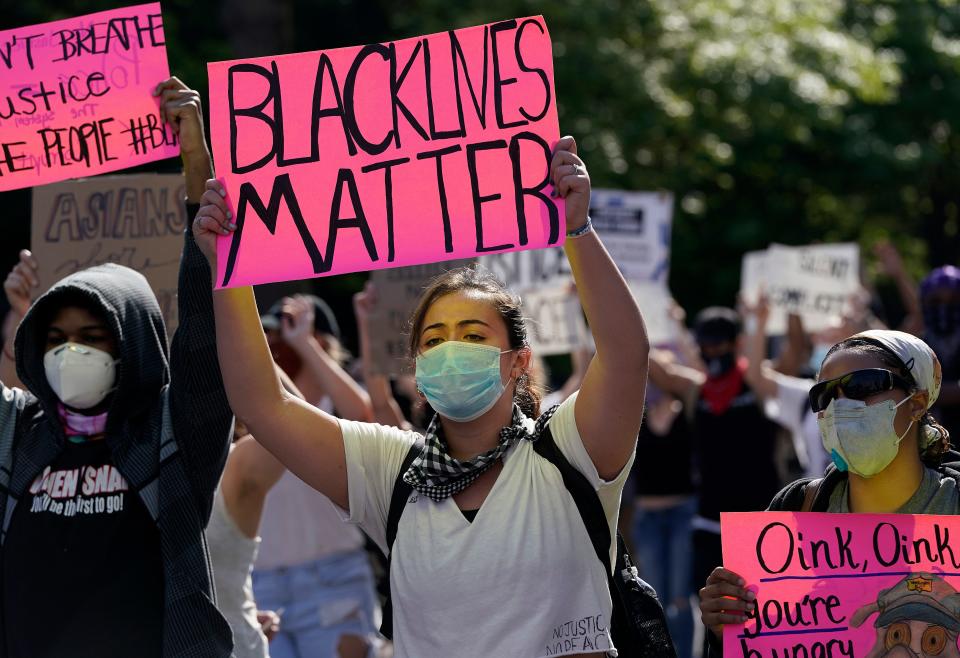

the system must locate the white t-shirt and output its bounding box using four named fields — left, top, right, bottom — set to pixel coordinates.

left=338, top=393, right=633, bottom=658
